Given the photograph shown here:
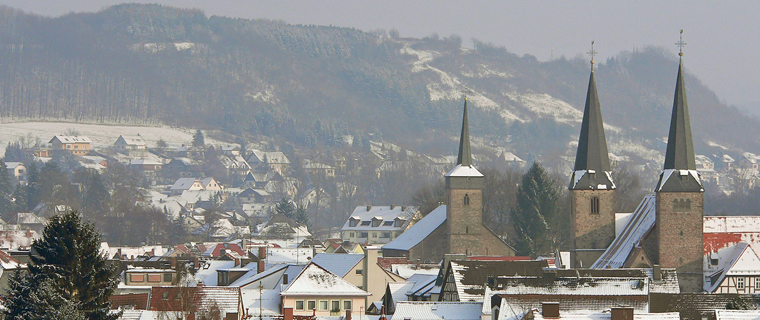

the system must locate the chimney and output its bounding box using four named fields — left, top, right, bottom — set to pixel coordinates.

left=284, top=307, right=294, bottom=320
left=346, top=310, right=352, bottom=320
left=611, top=307, right=634, bottom=320
left=367, top=205, right=371, bottom=211
left=257, top=247, right=267, bottom=274
left=171, top=257, right=177, bottom=268
left=416, top=259, right=421, bottom=269
left=259, top=246, right=267, bottom=260
left=390, top=205, right=395, bottom=210
left=653, top=265, right=662, bottom=281
left=220, top=248, right=226, bottom=257
left=541, top=302, right=559, bottom=318
left=379, top=306, right=387, bottom=320
left=194, top=257, right=199, bottom=269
